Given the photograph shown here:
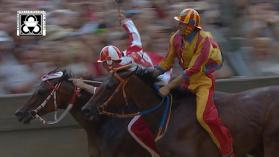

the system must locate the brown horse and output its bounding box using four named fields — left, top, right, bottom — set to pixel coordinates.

left=82, top=67, right=279, bottom=157
left=15, top=70, right=159, bottom=157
